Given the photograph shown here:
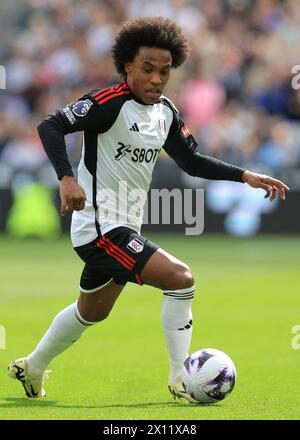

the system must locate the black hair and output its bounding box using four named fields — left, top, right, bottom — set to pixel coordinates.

left=112, top=16, right=189, bottom=78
